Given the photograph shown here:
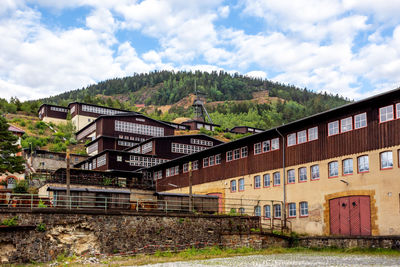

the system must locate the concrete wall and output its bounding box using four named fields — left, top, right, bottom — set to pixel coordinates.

left=0, top=209, right=260, bottom=263
left=42, top=117, right=67, bottom=125
left=72, top=115, right=96, bottom=132
left=166, top=146, right=400, bottom=236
